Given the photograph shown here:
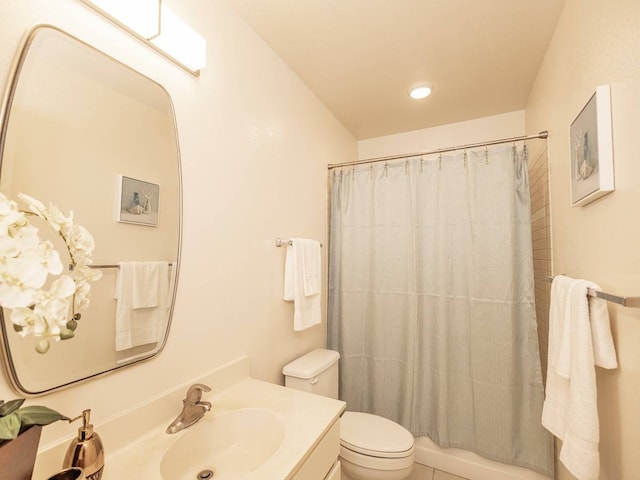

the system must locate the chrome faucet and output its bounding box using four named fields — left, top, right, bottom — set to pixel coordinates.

left=166, top=383, right=212, bottom=434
